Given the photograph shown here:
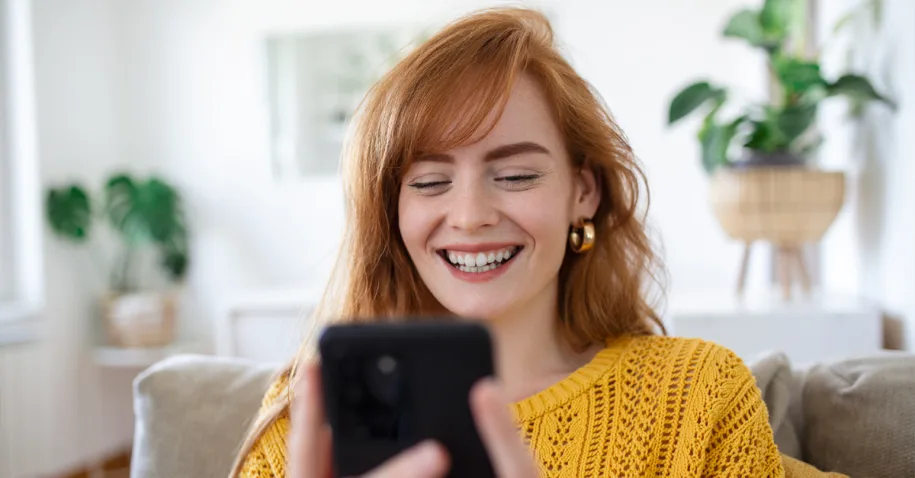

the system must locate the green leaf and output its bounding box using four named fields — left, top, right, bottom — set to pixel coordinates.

left=160, top=232, right=189, bottom=280
left=827, top=74, right=895, bottom=109
left=104, top=173, right=190, bottom=281
left=46, top=186, right=93, bottom=241
left=668, top=82, right=724, bottom=124
left=744, top=109, right=788, bottom=153
left=760, top=0, right=794, bottom=44
left=773, top=56, right=827, bottom=99
left=105, top=174, right=149, bottom=244
left=723, top=10, right=766, bottom=47
left=777, top=103, right=817, bottom=143
left=698, top=116, right=745, bottom=174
